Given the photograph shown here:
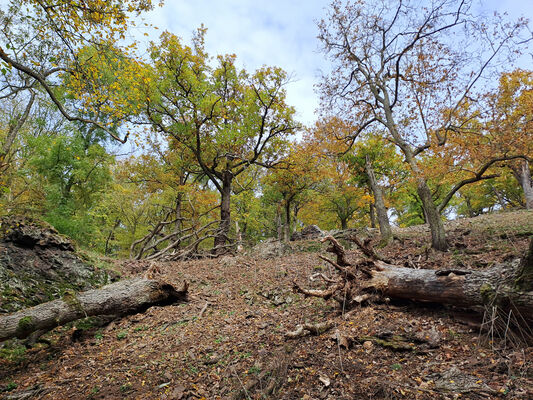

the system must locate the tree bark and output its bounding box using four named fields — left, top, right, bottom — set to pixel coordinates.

left=296, top=237, right=533, bottom=319
left=276, top=205, right=283, bottom=241
left=0, top=278, right=188, bottom=341
left=340, top=217, right=348, bottom=230
left=365, top=156, right=392, bottom=245
left=417, top=179, right=448, bottom=251
left=513, top=160, right=533, bottom=210
left=366, top=260, right=533, bottom=317
left=0, top=92, right=35, bottom=174
left=369, top=203, right=377, bottom=229
left=283, top=197, right=292, bottom=242
left=214, top=171, right=233, bottom=252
